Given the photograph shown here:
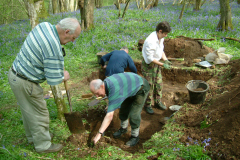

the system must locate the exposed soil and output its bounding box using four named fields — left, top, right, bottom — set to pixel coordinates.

left=63, top=38, right=240, bottom=159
